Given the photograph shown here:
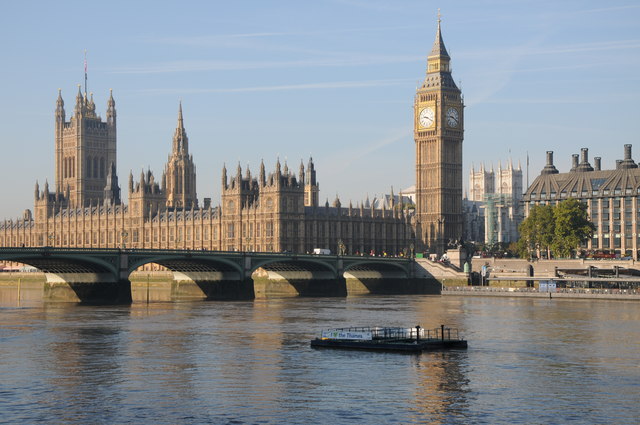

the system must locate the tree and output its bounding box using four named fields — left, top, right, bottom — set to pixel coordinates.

left=551, top=199, right=595, bottom=258
left=517, top=204, right=555, bottom=258
left=517, top=199, right=594, bottom=259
